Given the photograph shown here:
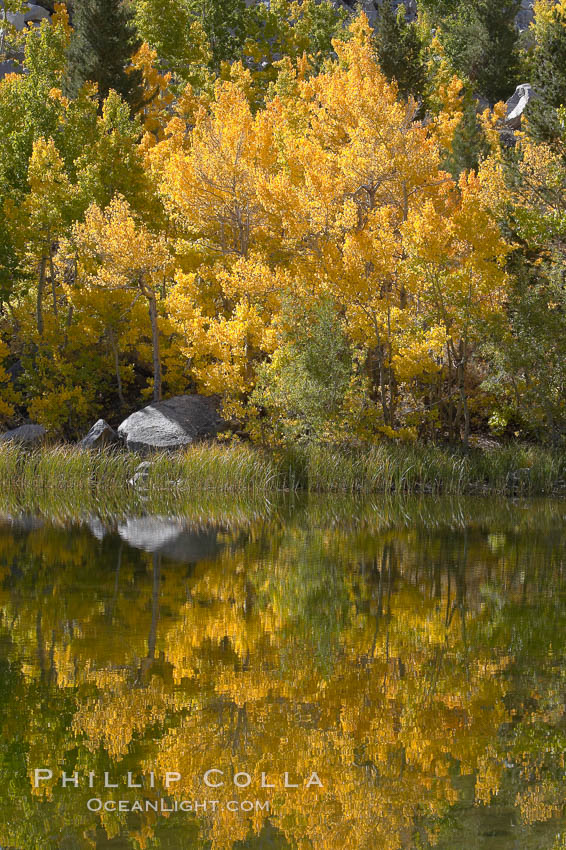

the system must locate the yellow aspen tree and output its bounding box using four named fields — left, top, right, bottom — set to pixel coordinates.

left=71, top=196, right=172, bottom=402
left=24, top=138, right=74, bottom=336
left=162, top=79, right=275, bottom=258
left=253, top=16, right=450, bottom=430
left=130, top=43, right=175, bottom=144
left=157, top=13, right=510, bottom=440
left=402, top=173, right=509, bottom=445
left=158, top=78, right=280, bottom=412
